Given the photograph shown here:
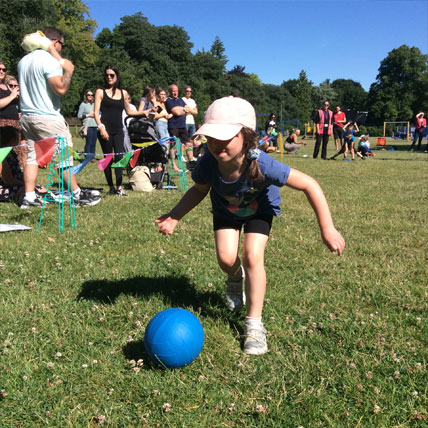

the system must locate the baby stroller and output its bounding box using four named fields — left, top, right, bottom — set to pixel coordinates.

left=125, top=117, right=169, bottom=189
